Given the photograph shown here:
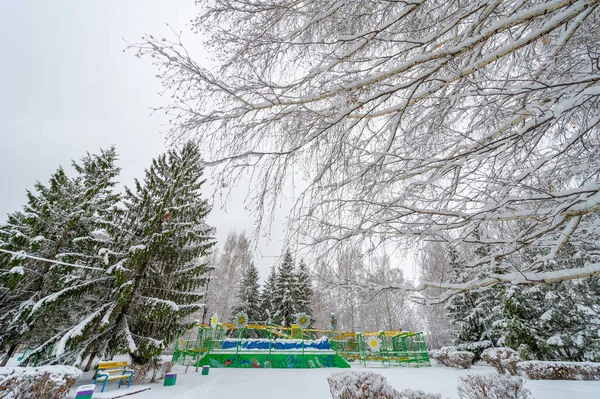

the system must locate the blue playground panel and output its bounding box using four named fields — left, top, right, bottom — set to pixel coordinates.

left=220, top=338, right=331, bottom=351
